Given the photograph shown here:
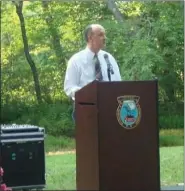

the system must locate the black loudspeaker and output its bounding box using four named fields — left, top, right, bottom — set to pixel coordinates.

left=0, top=124, right=46, bottom=190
